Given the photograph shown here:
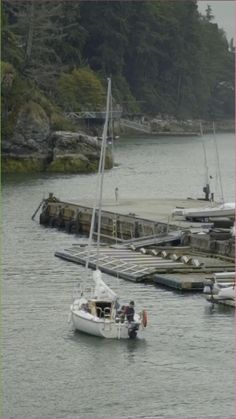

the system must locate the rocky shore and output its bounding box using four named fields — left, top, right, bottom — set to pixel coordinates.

left=122, top=115, right=235, bottom=135
left=2, top=101, right=113, bottom=173
left=2, top=99, right=233, bottom=174
left=149, top=116, right=234, bottom=134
